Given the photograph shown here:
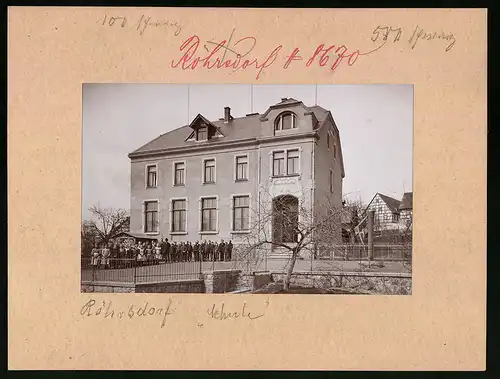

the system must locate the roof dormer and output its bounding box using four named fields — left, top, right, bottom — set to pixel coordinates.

left=274, top=111, right=298, bottom=131
left=185, top=114, right=224, bottom=142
